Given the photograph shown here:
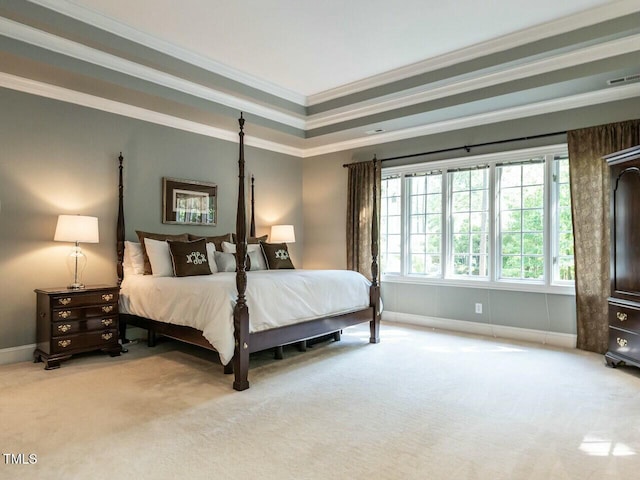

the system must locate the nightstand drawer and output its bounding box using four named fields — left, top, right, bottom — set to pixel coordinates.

left=51, top=329, right=118, bottom=354
left=609, top=327, right=640, bottom=361
left=51, top=316, right=118, bottom=337
left=52, top=304, right=116, bottom=321
left=51, top=291, right=118, bottom=308
left=609, top=303, right=640, bottom=332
